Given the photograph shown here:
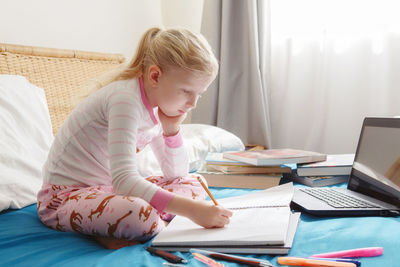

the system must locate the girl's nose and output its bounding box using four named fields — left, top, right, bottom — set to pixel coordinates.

left=186, top=95, right=198, bottom=108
